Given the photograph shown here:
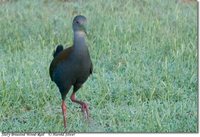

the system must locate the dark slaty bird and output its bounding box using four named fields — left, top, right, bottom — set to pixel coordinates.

left=49, top=15, right=93, bottom=128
